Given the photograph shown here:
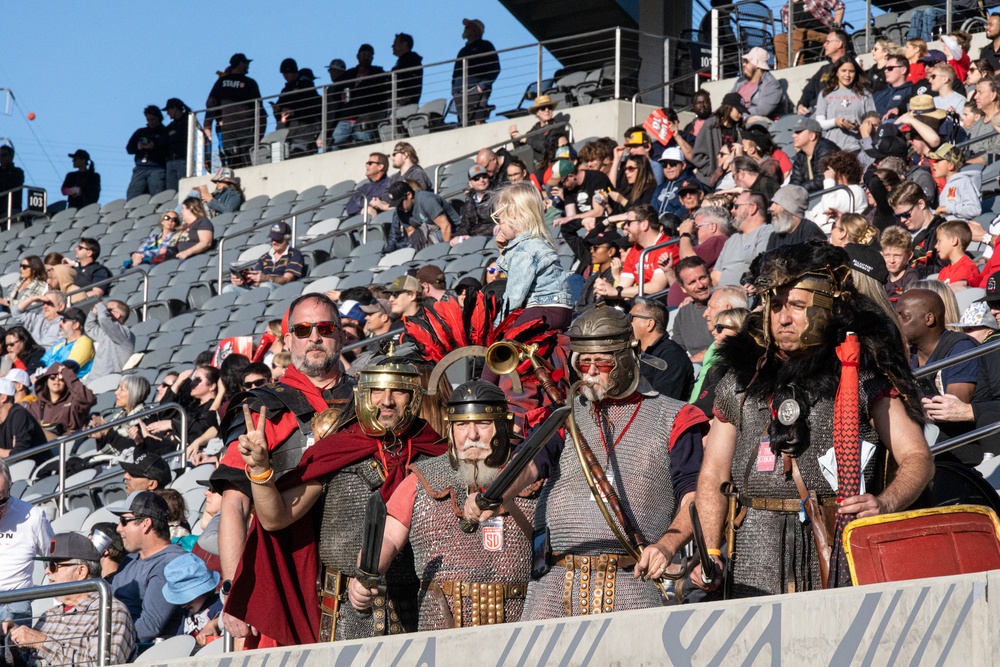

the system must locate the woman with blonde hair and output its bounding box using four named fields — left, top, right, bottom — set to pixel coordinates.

left=492, top=182, right=573, bottom=329
left=830, top=213, right=879, bottom=248
left=905, top=39, right=928, bottom=84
